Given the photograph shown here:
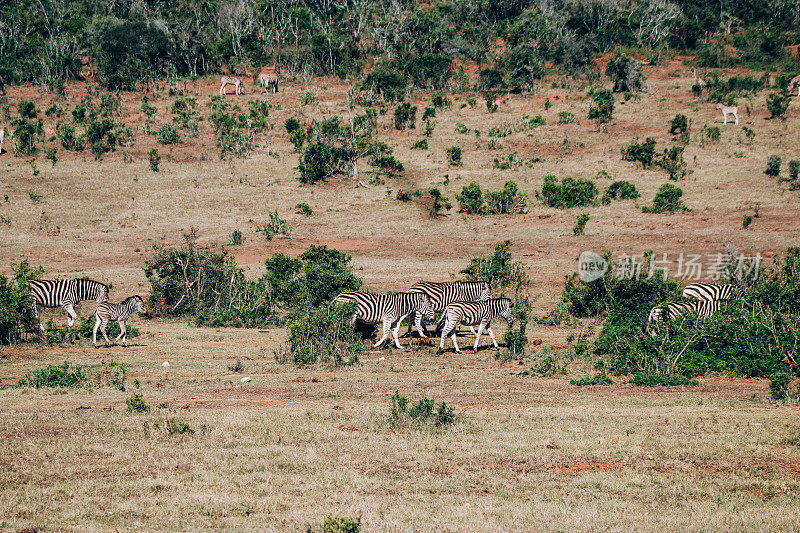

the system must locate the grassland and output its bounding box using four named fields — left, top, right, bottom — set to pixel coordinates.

left=1, top=57, right=800, bottom=531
